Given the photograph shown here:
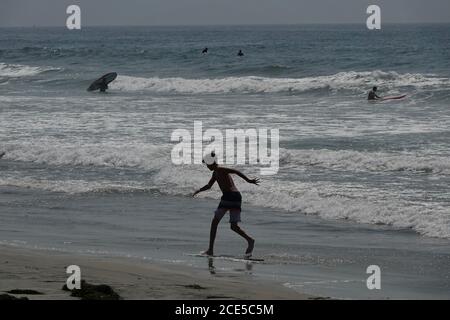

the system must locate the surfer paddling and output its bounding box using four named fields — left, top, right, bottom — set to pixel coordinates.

left=193, top=151, right=259, bottom=257
left=368, top=86, right=407, bottom=101
left=368, top=86, right=381, bottom=100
